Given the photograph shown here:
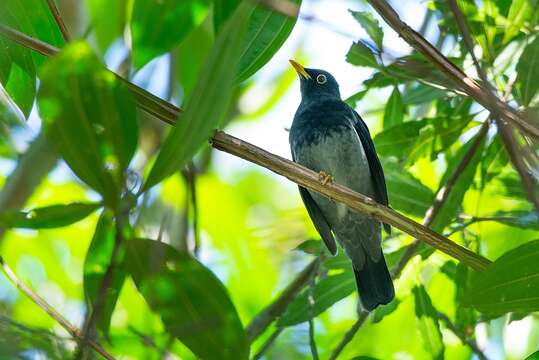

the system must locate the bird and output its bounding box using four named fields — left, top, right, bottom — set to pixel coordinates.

left=288, top=60, right=394, bottom=311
